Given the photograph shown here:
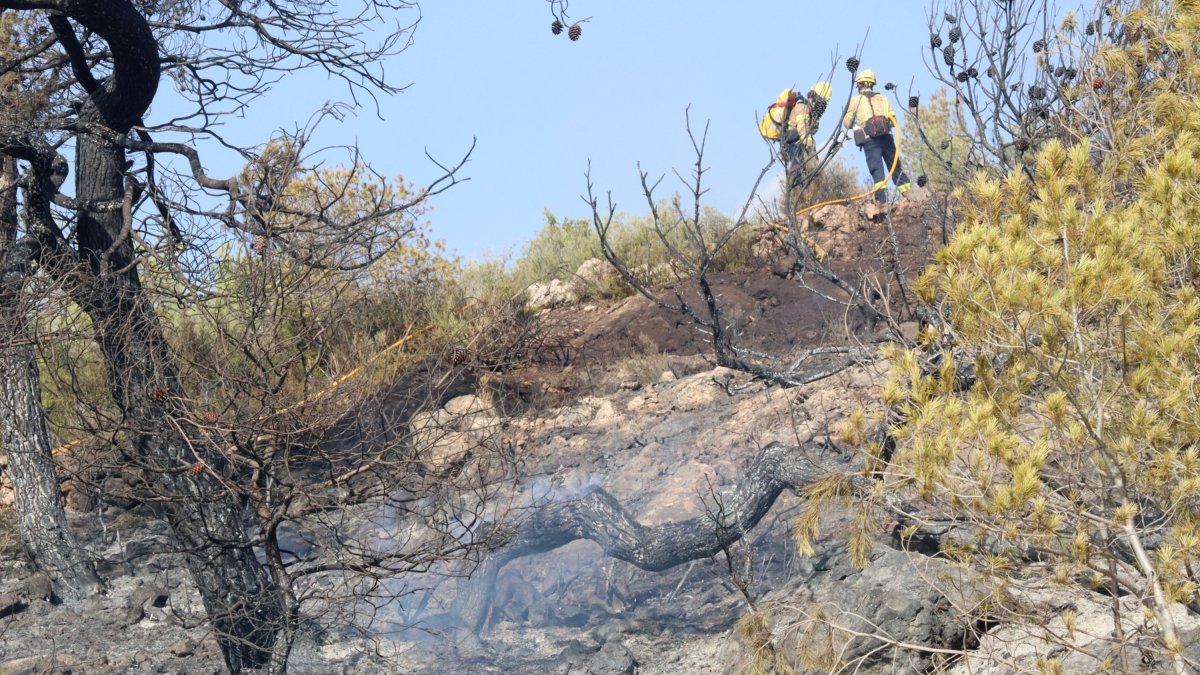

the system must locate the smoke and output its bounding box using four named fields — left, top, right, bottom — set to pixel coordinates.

left=515, top=470, right=604, bottom=509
